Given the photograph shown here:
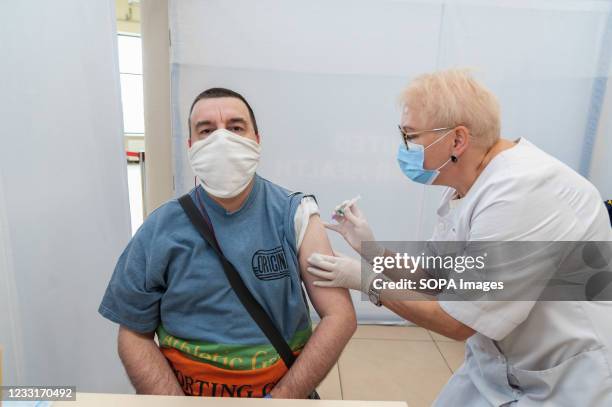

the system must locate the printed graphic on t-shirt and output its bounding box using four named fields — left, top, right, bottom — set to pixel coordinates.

left=251, top=247, right=290, bottom=281
left=157, top=324, right=311, bottom=397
